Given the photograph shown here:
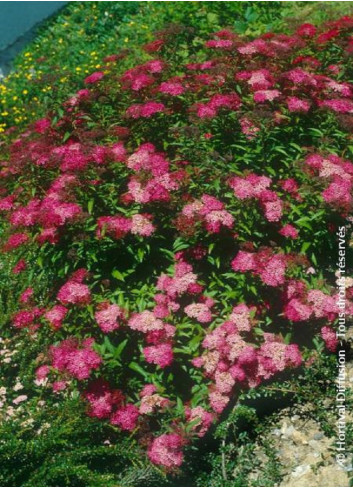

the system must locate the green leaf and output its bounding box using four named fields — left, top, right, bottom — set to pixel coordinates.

left=112, top=269, right=125, bottom=281
left=301, top=242, right=311, bottom=253
left=87, top=199, right=94, bottom=214
left=114, top=339, right=128, bottom=359
left=129, top=361, right=149, bottom=380
left=207, top=12, right=218, bottom=24
left=63, top=131, right=71, bottom=142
